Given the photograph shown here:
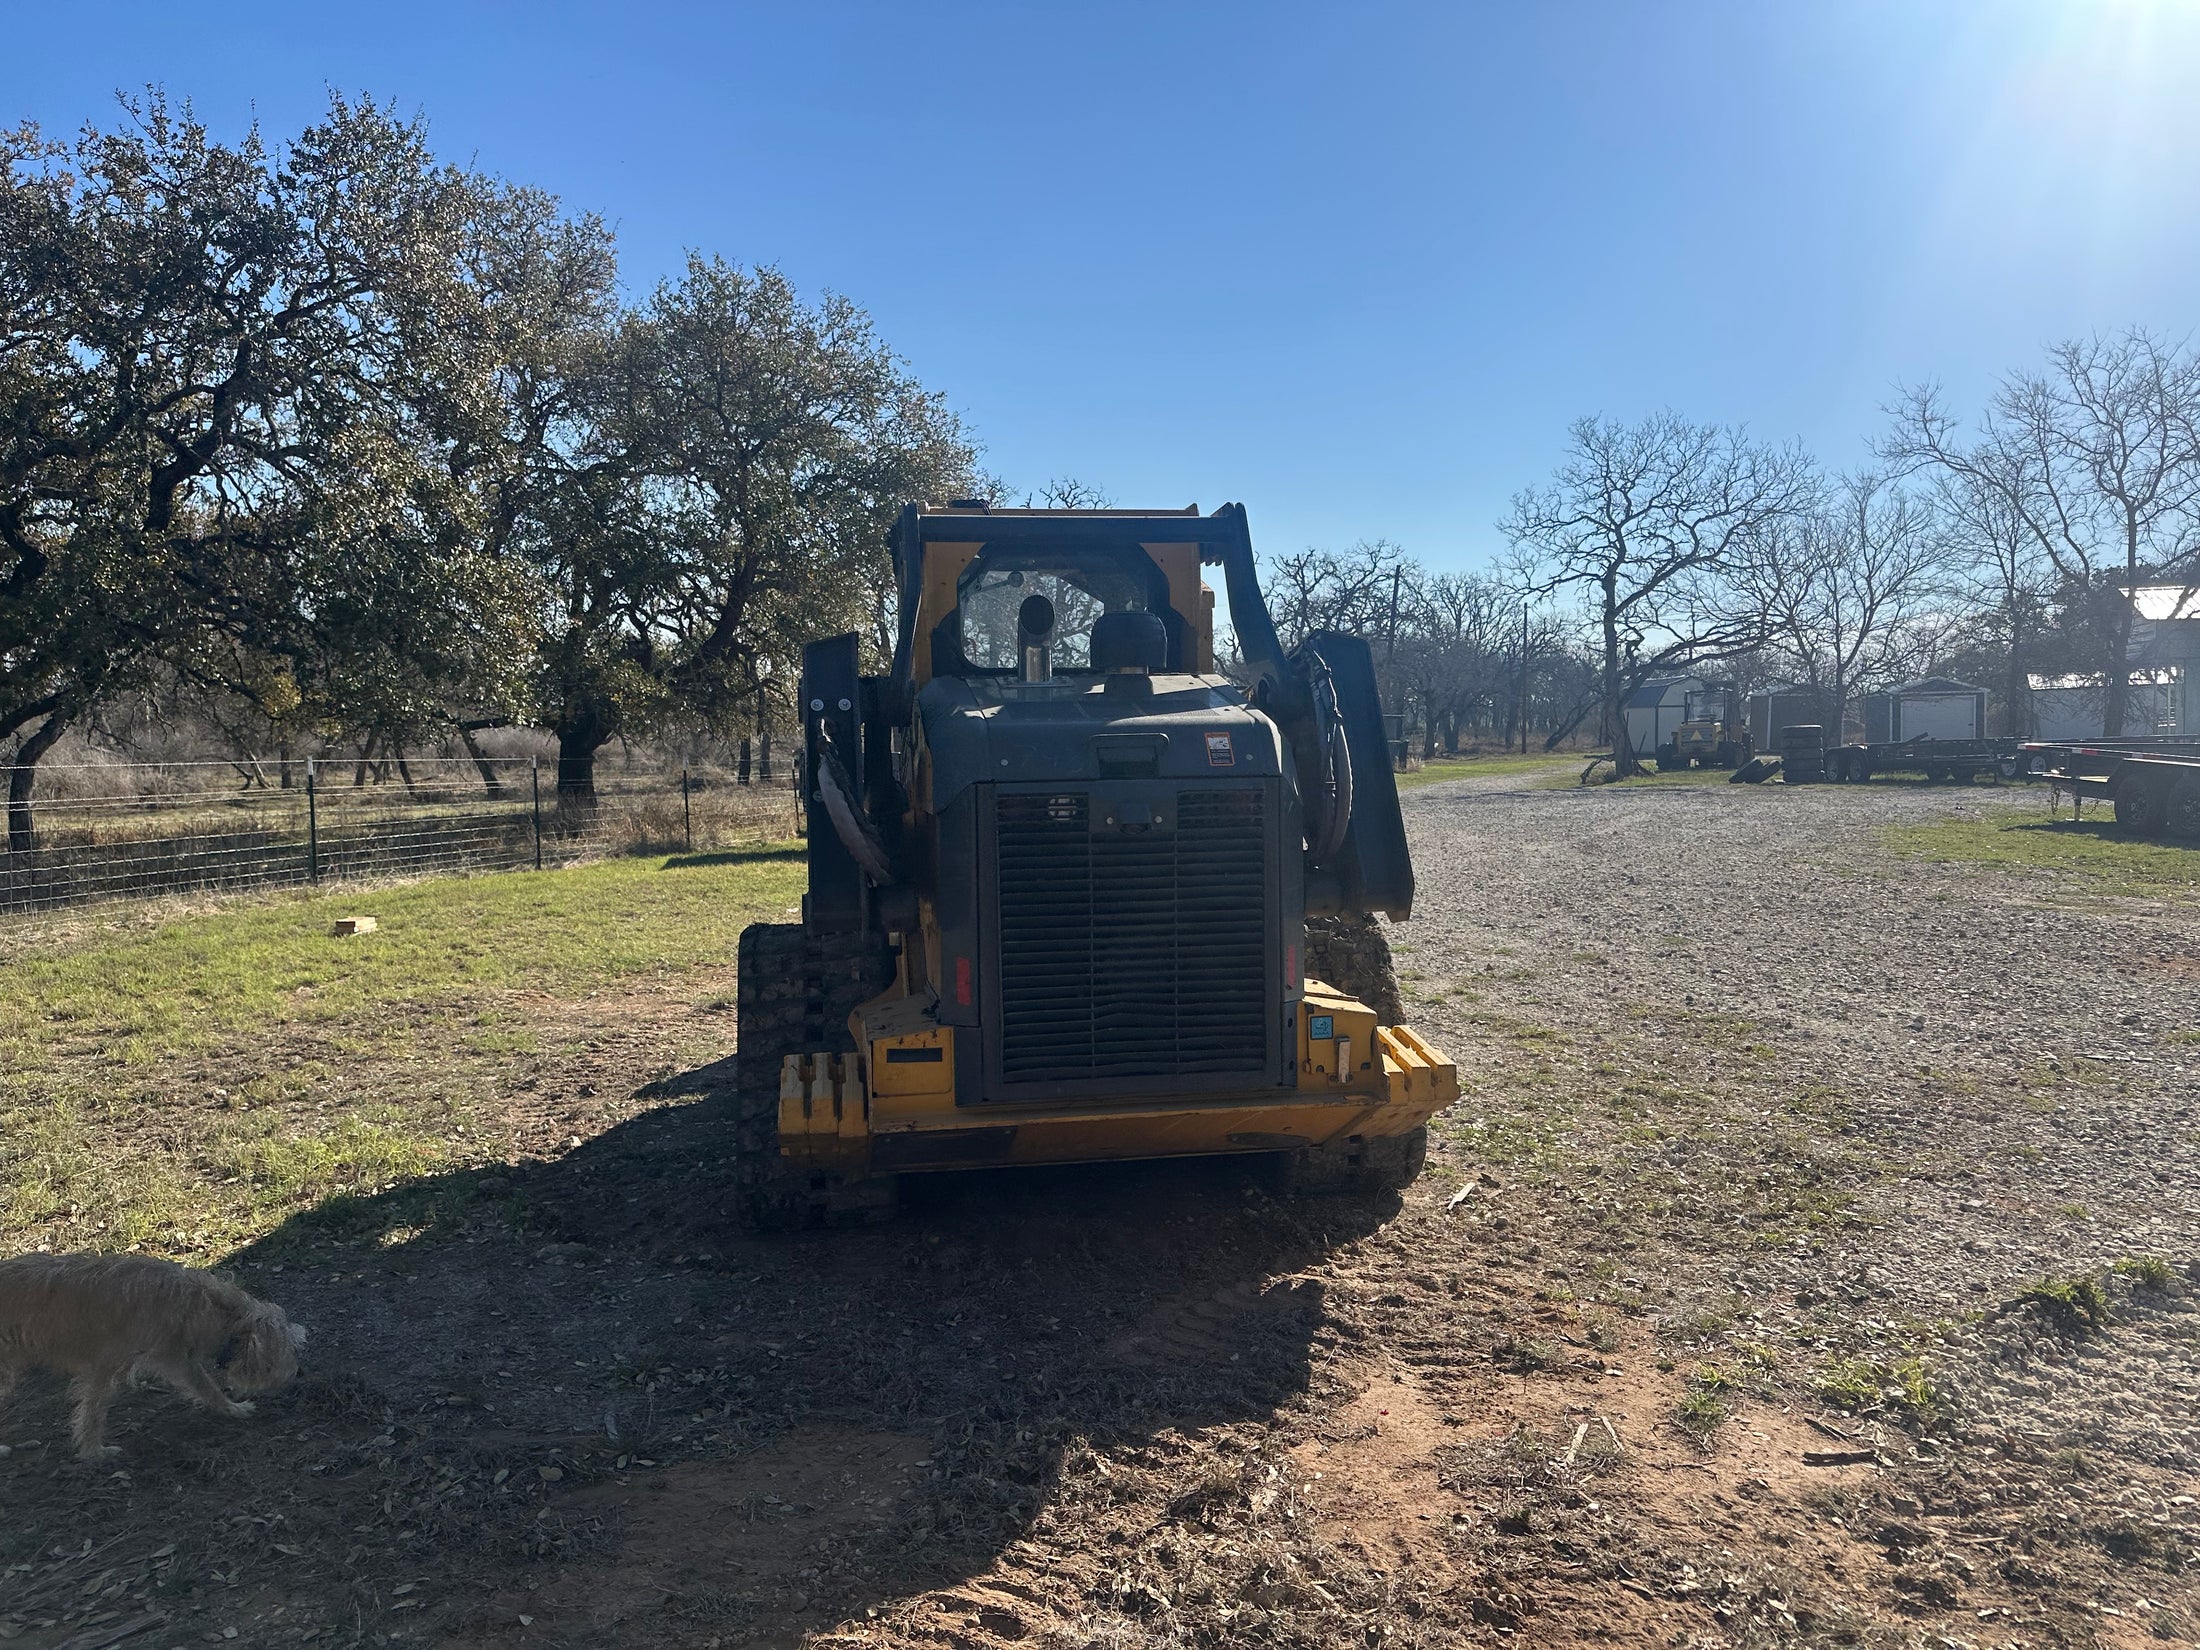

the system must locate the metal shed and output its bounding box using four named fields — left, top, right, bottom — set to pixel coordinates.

left=1747, top=685, right=1827, bottom=749
left=1620, top=676, right=1707, bottom=758
left=1865, top=676, right=1986, bottom=743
